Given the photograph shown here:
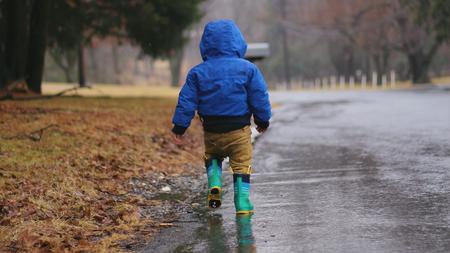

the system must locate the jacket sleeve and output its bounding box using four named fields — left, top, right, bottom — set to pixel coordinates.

left=172, top=71, right=198, bottom=134
left=247, top=65, right=272, bottom=126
